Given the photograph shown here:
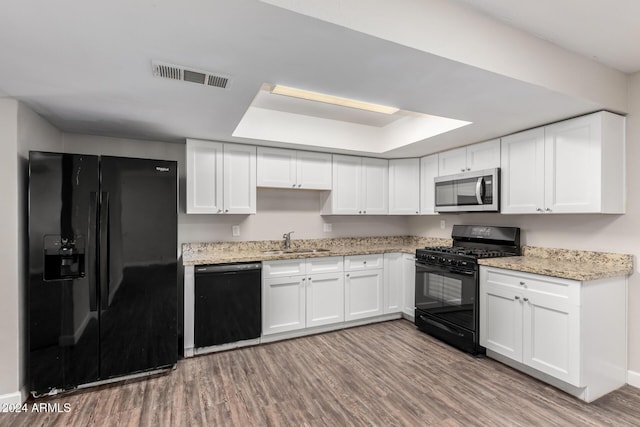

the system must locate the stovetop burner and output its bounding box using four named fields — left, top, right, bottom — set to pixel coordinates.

left=416, top=225, right=521, bottom=267
left=422, top=246, right=517, bottom=259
